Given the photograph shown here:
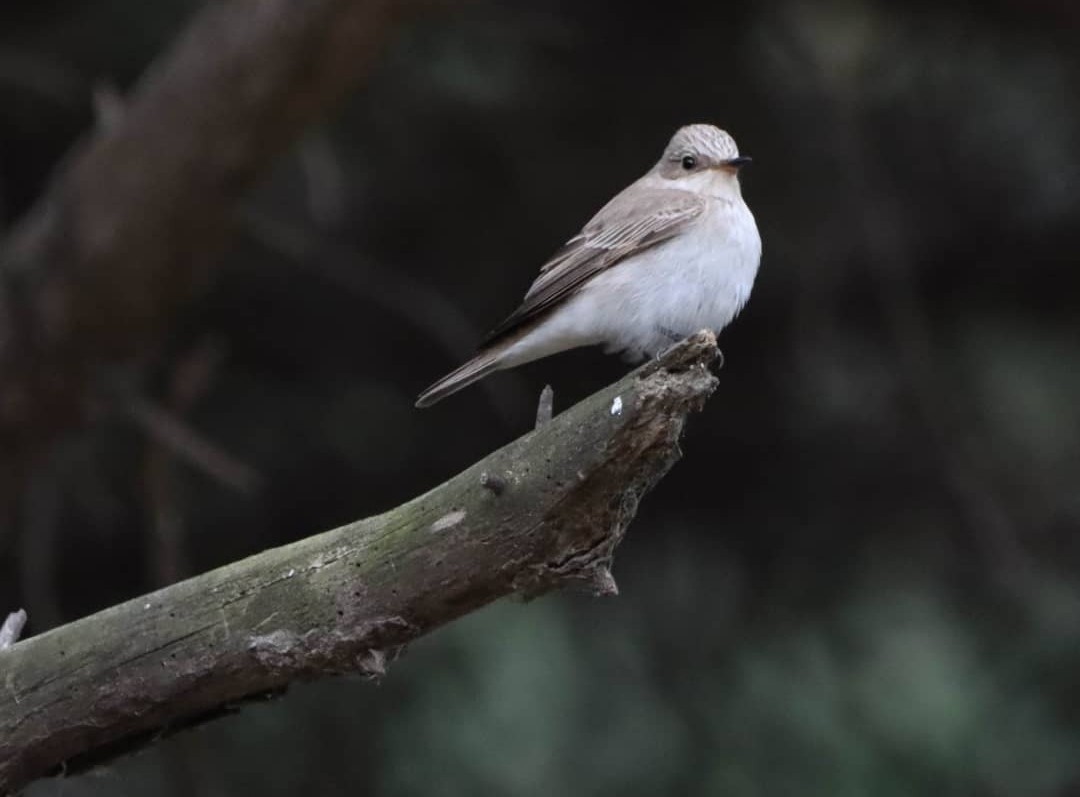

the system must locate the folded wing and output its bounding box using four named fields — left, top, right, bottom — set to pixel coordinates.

left=481, top=186, right=705, bottom=345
